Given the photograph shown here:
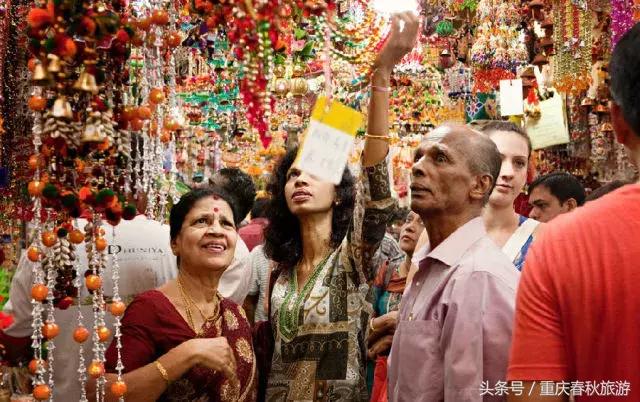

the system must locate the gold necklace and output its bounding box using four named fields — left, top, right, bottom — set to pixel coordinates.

left=177, top=277, right=199, bottom=334
left=177, top=276, right=221, bottom=335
